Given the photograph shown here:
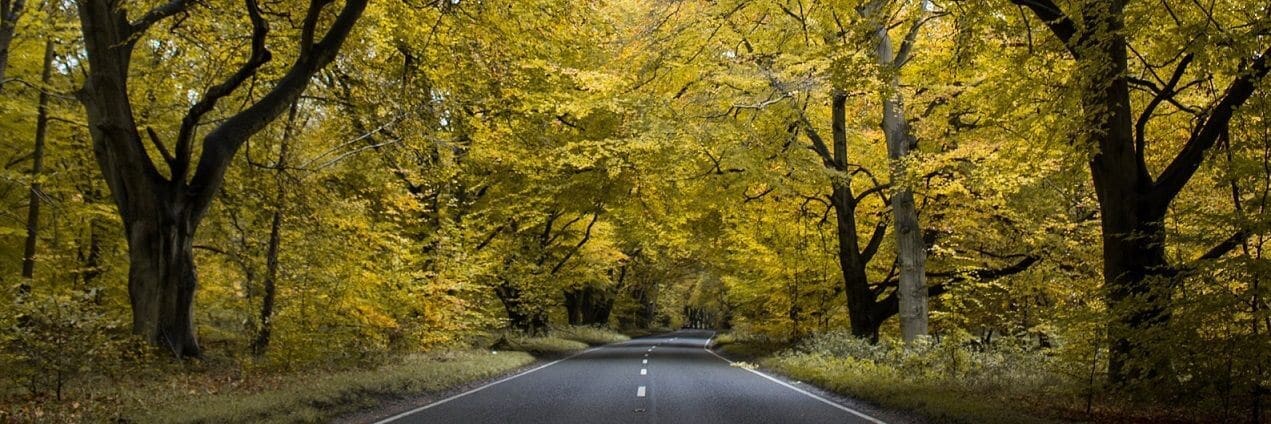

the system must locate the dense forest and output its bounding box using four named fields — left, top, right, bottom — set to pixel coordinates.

left=1, top=0, right=1268, bottom=422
